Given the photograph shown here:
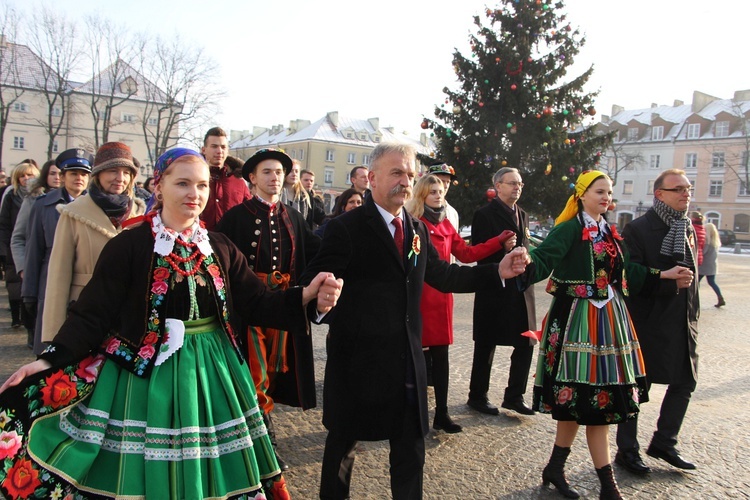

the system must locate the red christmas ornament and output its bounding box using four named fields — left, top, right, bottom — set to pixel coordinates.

left=486, top=188, right=496, bottom=201
left=420, top=119, right=429, bottom=129
left=588, top=106, right=597, bottom=116
left=511, top=84, right=517, bottom=91
left=543, top=107, right=553, bottom=116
